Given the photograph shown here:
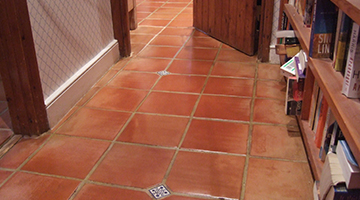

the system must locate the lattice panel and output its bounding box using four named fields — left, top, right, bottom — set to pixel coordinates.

left=27, top=0, right=114, bottom=101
